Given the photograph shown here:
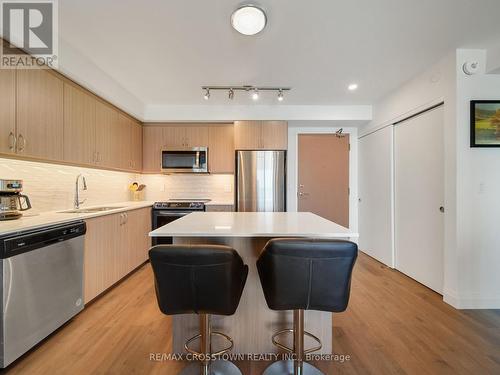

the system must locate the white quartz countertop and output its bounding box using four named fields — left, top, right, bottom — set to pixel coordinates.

left=0, top=201, right=154, bottom=236
left=149, top=212, right=359, bottom=238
